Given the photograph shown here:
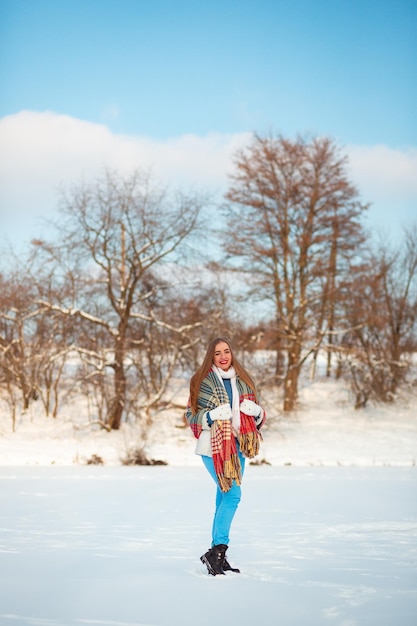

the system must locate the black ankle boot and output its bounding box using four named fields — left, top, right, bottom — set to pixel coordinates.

left=223, top=555, right=240, bottom=573
left=200, top=544, right=228, bottom=576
